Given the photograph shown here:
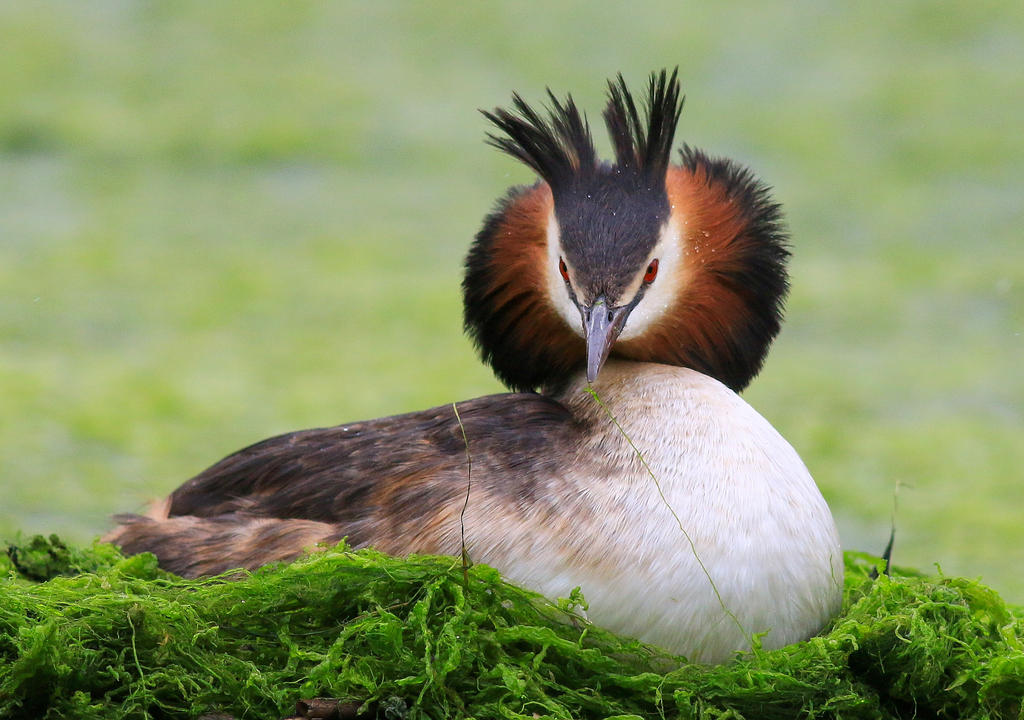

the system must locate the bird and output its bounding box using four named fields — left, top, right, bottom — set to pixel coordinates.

left=106, top=69, right=843, bottom=664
